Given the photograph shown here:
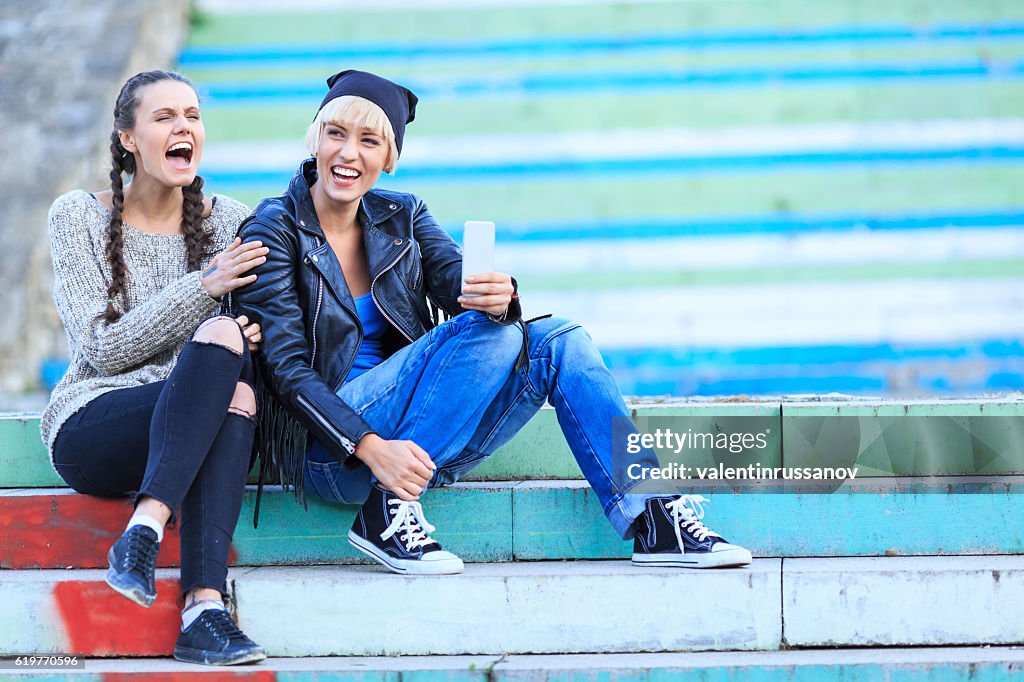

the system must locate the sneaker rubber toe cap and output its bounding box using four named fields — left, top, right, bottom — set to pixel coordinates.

left=420, top=550, right=465, bottom=573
